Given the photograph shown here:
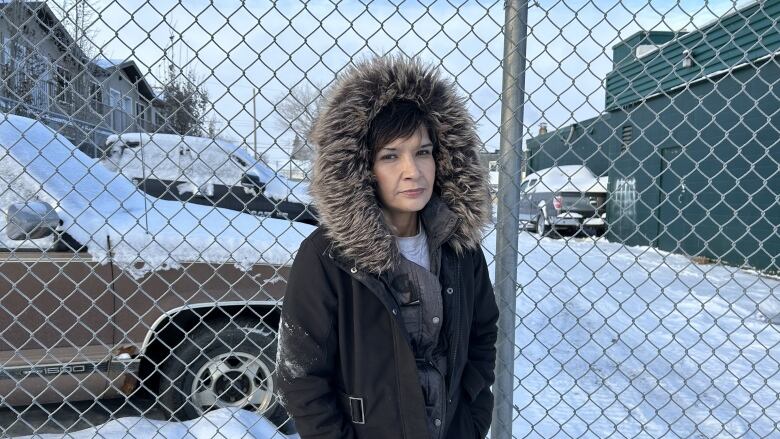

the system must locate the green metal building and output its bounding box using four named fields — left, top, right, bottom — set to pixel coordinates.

left=526, top=0, right=779, bottom=273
